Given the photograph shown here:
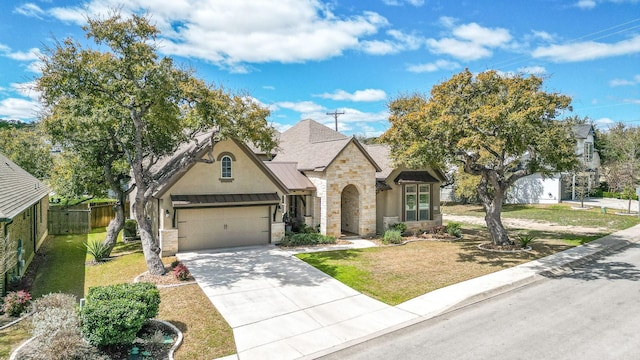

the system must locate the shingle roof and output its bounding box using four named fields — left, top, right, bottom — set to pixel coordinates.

left=572, top=124, right=594, bottom=139
left=273, top=119, right=380, bottom=171
left=264, top=162, right=315, bottom=191
left=0, top=153, right=49, bottom=220
left=364, top=144, right=394, bottom=180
